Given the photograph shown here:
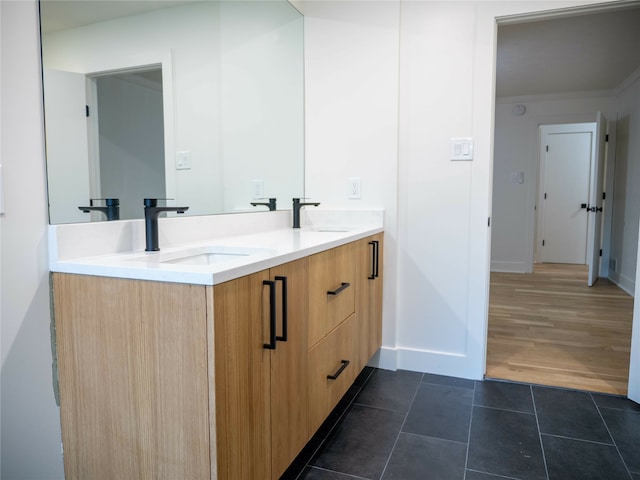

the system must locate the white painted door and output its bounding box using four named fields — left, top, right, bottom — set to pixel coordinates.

left=586, top=112, right=607, bottom=286
left=43, top=69, right=91, bottom=224
left=540, top=131, right=592, bottom=264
